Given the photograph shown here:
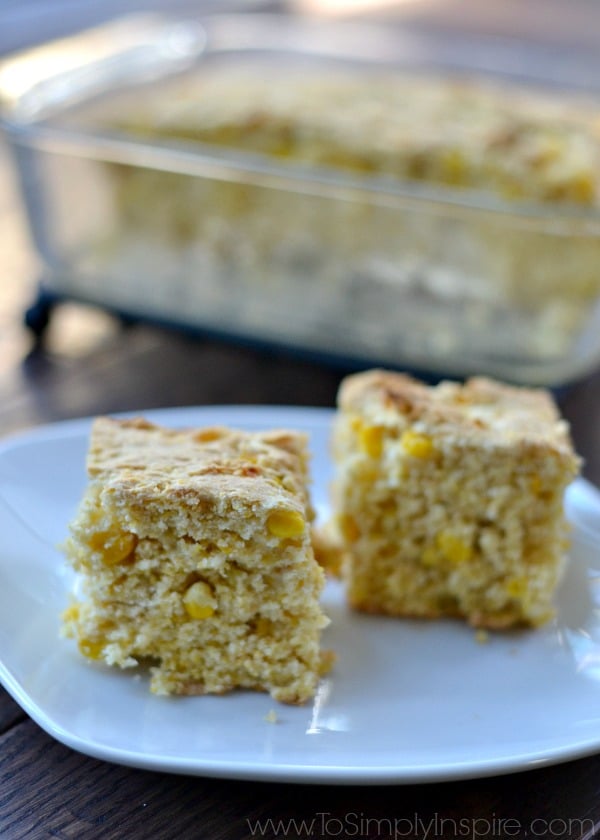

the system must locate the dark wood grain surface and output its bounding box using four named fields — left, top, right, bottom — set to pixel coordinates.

left=1, top=132, right=600, bottom=840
